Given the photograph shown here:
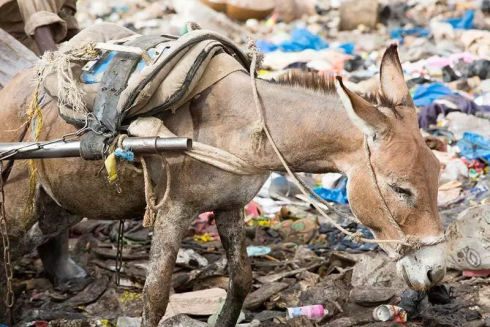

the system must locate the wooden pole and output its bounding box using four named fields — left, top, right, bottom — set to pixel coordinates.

left=0, top=28, right=39, bottom=90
